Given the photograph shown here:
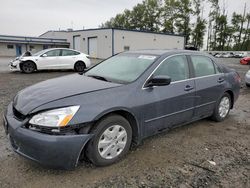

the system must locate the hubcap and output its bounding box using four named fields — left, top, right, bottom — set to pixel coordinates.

left=98, top=125, right=127, bottom=160
left=218, top=96, right=230, bottom=118
left=76, top=63, right=84, bottom=72
left=23, top=63, right=34, bottom=72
